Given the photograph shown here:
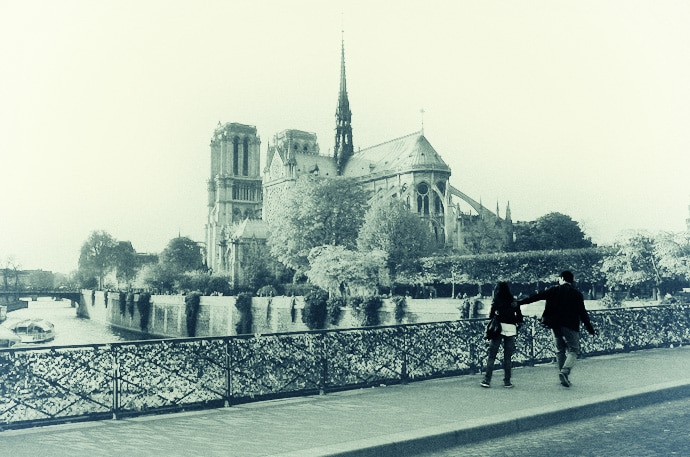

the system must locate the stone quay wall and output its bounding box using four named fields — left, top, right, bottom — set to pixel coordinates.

left=80, top=290, right=487, bottom=338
